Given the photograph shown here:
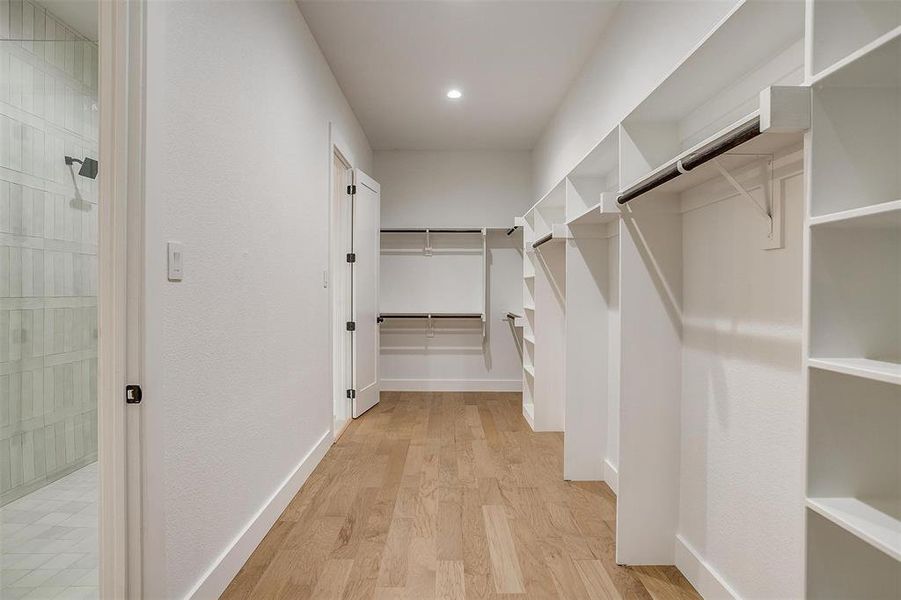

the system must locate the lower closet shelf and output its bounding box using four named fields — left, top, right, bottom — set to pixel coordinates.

left=806, top=497, right=901, bottom=562
left=809, top=357, right=901, bottom=386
